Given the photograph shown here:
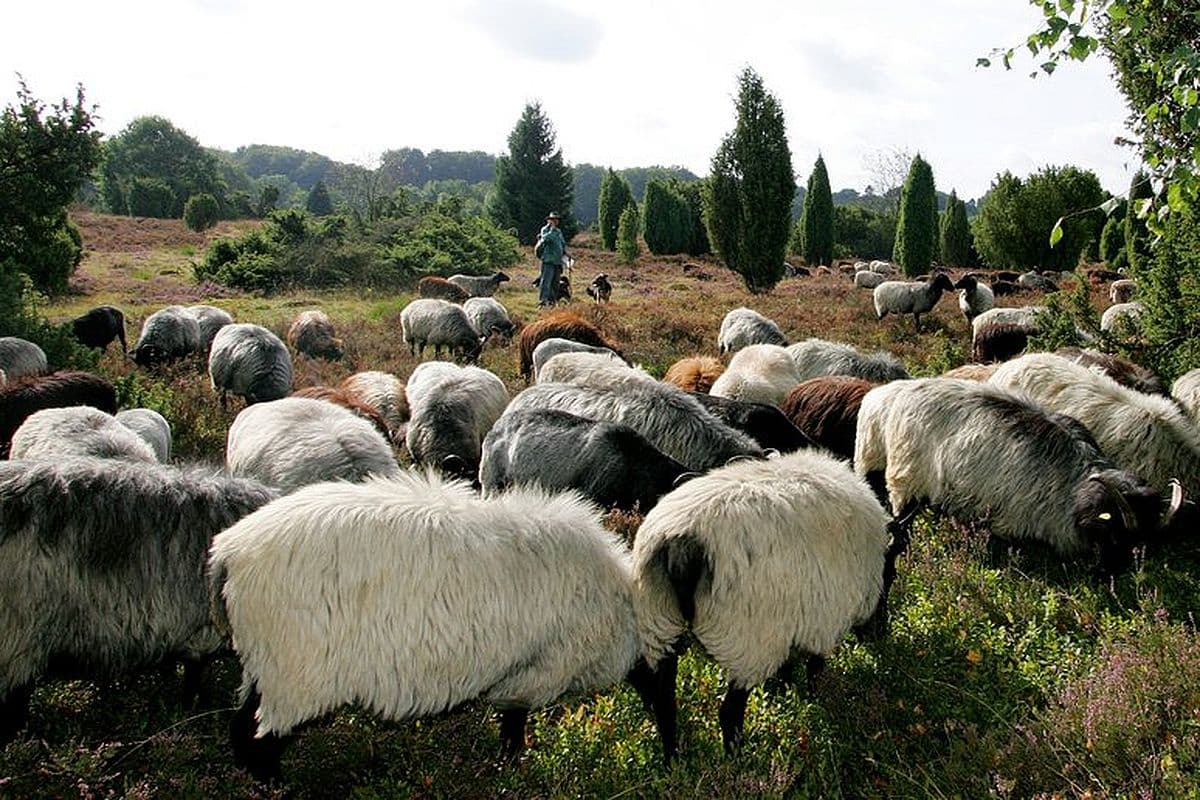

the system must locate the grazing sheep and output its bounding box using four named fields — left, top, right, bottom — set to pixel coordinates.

left=10, top=406, right=156, bottom=463
left=507, top=382, right=762, bottom=472
left=972, top=306, right=1041, bottom=334
left=940, top=363, right=1000, bottom=382
left=286, top=310, right=343, bottom=360
left=291, top=386, right=391, bottom=439
left=994, top=270, right=1021, bottom=282
left=717, top=308, right=787, bottom=354
left=226, top=397, right=399, bottom=492
left=786, top=338, right=909, bottom=383
left=463, top=296, right=517, bottom=340
left=182, top=305, right=234, bottom=351
left=989, top=353, right=1200, bottom=498
left=854, top=270, right=886, bottom=289
left=338, top=371, right=409, bottom=434
left=405, top=362, right=509, bottom=481
left=517, top=311, right=623, bottom=380
left=779, top=376, right=878, bottom=461
left=854, top=378, right=1177, bottom=568
left=532, top=338, right=625, bottom=381
left=132, top=306, right=203, bottom=366
left=664, top=356, right=725, bottom=394
left=70, top=306, right=127, bottom=352
left=872, top=274, right=955, bottom=330
left=632, top=448, right=896, bottom=757
left=1, top=371, right=117, bottom=459
left=586, top=273, right=613, bottom=303
left=954, top=275, right=995, bottom=324
left=417, top=275, right=471, bottom=302
left=537, top=351, right=652, bottom=387
left=991, top=280, right=1022, bottom=296
left=1109, top=279, right=1136, bottom=305
left=448, top=271, right=511, bottom=297
left=480, top=409, right=690, bottom=512
left=208, top=324, right=293, bottom=407
left=1018, top=271, right=1058, bottom=292
left=689, top=393, right=813, bottom=453
left=972, top=321, right=1037, bottom=363
left=210, top=473, right=660, bottom=781
left=869, top=260, right=896, bottom=274
left=400, top=298, right=486, bottom=362
left=1055, top=348, right=1167, bottom=396
left=1101, top=301, right=1144, bottom=334
left=710, top=344, right=803, bottom=407
left=1172, top=369, right=1200, bottom=426
left=0, top=337, right=48, bottom=381
left=115, top=408, right=172, bottom=462
left=0, top=459, right=275, bottom=743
